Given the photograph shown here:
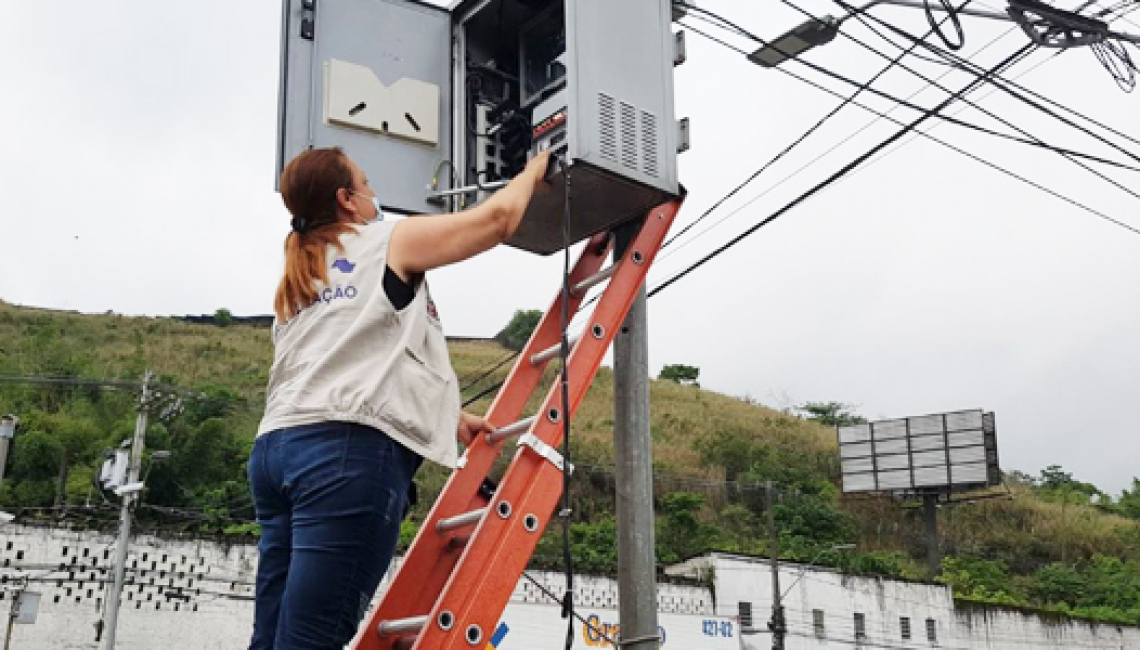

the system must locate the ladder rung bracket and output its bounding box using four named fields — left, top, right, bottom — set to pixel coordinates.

left=436, top=508, right=488, bottom=533
left=517, top=432, right=573, bottom=473
left=571, top=263, right=616, bottom=296
left=486, top=415, right=537, bottom=445
left=530, top=333, right=581, bottom=366
left=377, top=615, right=428, bottom=636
